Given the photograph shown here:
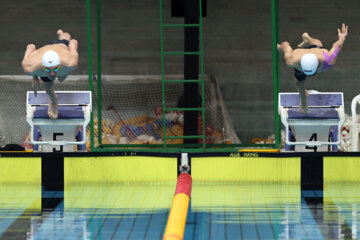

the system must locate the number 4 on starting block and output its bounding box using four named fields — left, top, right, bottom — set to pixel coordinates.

left=279, top=92, right=345, bottom=152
